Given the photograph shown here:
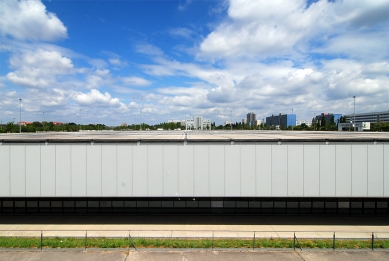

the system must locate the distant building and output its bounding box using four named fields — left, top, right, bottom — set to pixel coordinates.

left=242, top=118, right=247, bottom=125
left=296, top=120, right=312, bottom=126
left=246, top=112, right=256, bottom=127
left=338, top=122, right=370, bottom=131
left=344, top=111, right=389, bottom=123
left=186, top=116, right=211, bottom=130
left=315, top=113, right=342, bottom=125
left=224, top=121, right=233, bottom=126
left=266, top=114, right=296, bottom=128
left=168, top=120, right=181, bottom=124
